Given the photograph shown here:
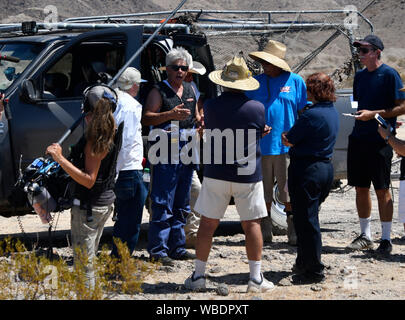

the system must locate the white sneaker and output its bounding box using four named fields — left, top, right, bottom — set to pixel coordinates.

left=247, top=273, right=275, bottom=293
left=184, top=272, right=206, bottom=291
